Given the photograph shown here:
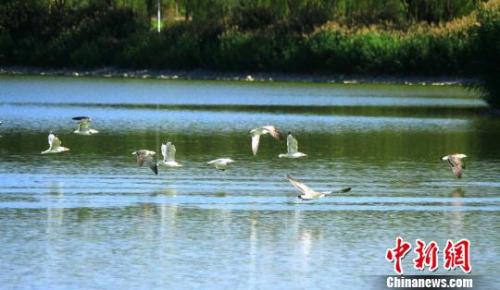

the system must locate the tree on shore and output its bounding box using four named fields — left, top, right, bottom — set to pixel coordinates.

left=0, top=0, right=498, bottom=107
